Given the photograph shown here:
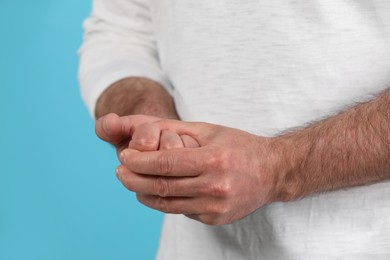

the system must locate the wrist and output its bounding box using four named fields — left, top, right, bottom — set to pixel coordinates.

left=95, top=77, right=179, bottom=119
left=267, top=134, right=306, bottom=203
left=131, top=100, right=179, bottom=120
